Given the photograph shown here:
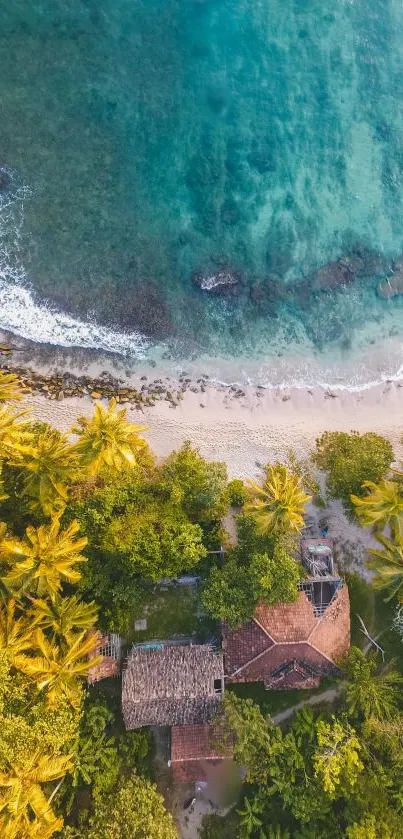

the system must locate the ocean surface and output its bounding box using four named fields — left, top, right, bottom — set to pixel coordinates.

left=2, top=0, right=403, bottom=387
